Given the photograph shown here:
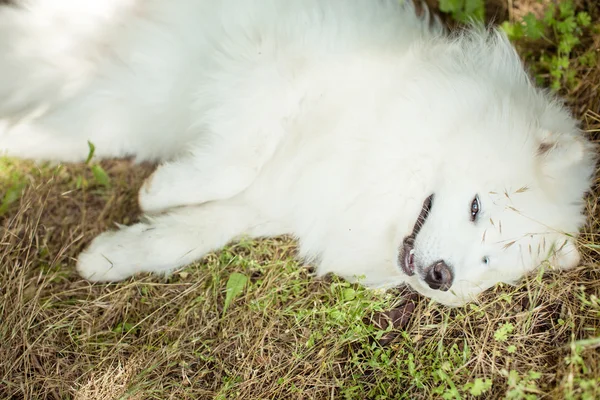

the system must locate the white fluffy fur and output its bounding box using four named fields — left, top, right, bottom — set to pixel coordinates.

left=0, top=0, right=595, bottom=306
